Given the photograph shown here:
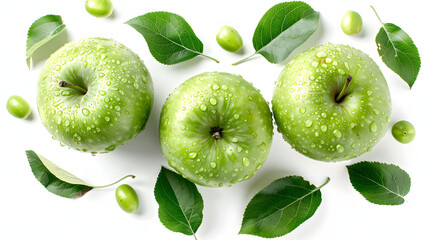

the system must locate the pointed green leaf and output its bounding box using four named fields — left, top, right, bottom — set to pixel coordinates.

left=347, top=161, right=411, bottom=205
left=26, top=14, right=66, bottom=69
left=125, top=12, right=218, bottom=65
left=154, top=167, right=203, bottom=238
left=240, top=176, right=329, bottom=238
left=372, top=6, right=421, bottom=88
left=233, top=1, right=319, bottom=65
left=26, top=150, right=93, bottom=198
